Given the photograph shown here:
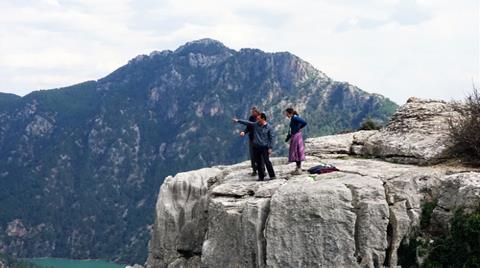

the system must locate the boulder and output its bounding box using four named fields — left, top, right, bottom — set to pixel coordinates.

left=362, top=98, right=458, bottom=164
left=305, top=130, right=377, bottom=157
left=306, top=98, right=460, bottom=165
